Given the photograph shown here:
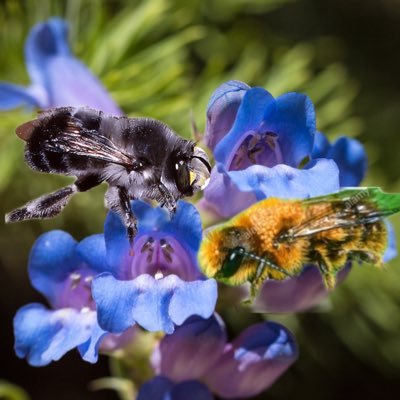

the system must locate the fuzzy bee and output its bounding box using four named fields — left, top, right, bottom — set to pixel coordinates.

left=199, top=187, right=400, bottom=300
left=5, top=107, right=211, bottom=240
